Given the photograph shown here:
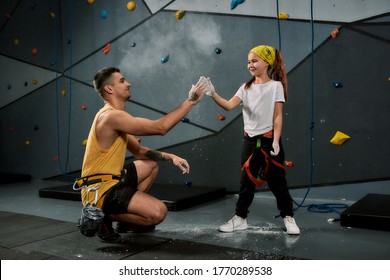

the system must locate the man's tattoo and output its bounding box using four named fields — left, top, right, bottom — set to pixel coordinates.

left=145, top=150, right=166, bottom=161
left=188, top=92, right=199, bottom=102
